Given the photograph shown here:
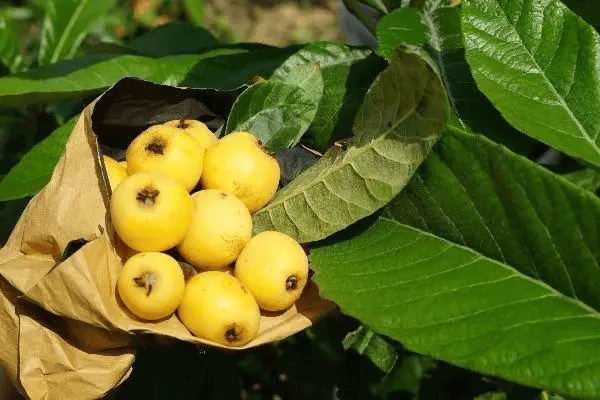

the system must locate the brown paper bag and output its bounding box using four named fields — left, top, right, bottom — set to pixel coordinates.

left=0, top=78, right=336, bottom=400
